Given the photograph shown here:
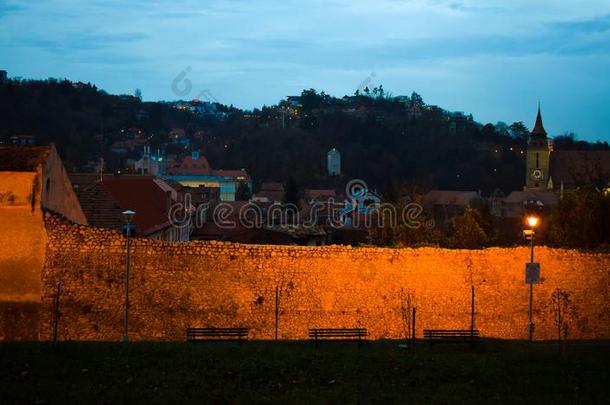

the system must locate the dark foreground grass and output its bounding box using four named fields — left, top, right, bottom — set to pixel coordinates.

left=1, top=340, right=609, bottom=404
